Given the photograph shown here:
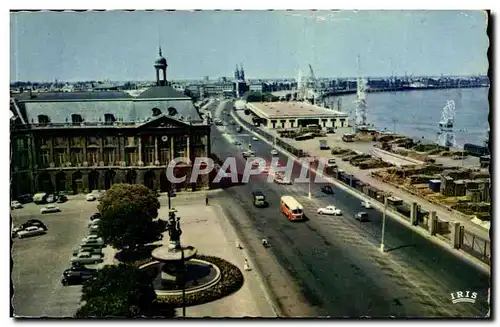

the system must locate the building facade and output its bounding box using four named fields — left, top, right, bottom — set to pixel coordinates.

left=10, top=49, right=211, bottom=198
